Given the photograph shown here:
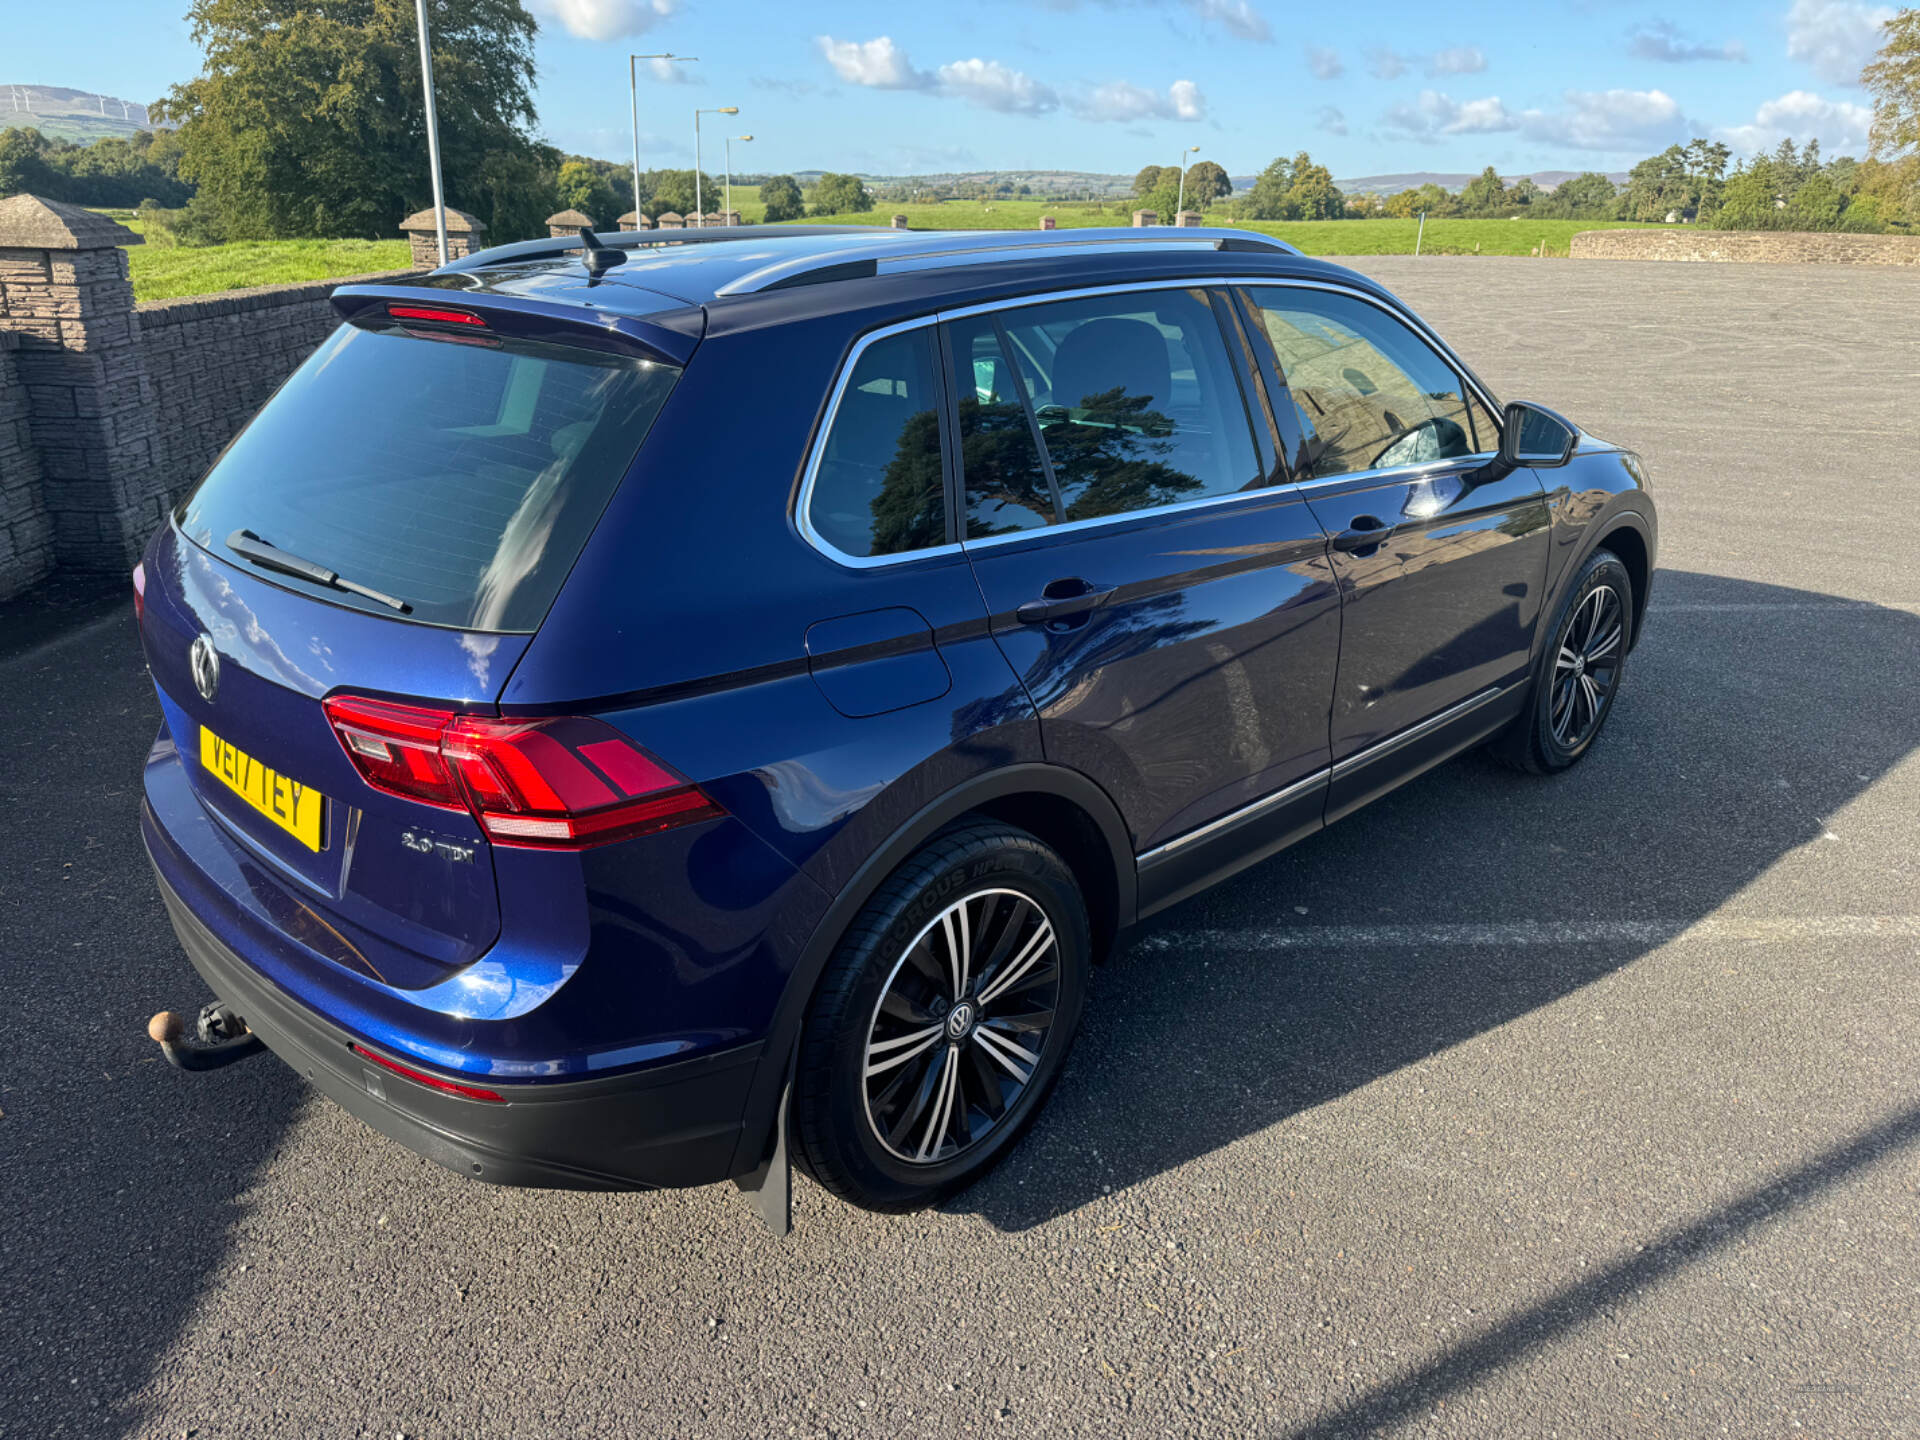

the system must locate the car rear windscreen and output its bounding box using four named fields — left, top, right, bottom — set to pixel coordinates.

left=177, top=320, right=680, bottom=633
